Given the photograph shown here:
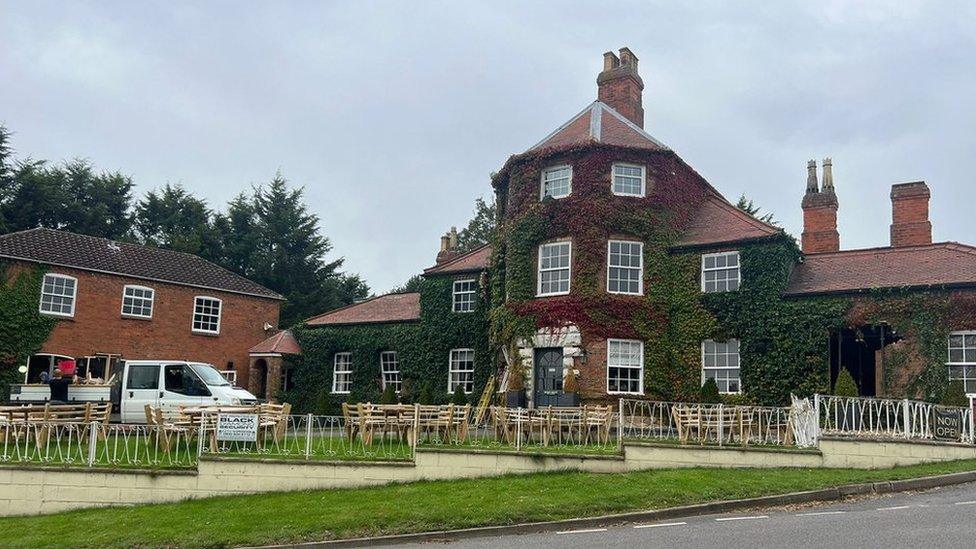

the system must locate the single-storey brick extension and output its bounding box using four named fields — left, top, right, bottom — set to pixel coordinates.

left=0, top=228, right=283, bottom=391
left=277, top=48, right=976, bottom=410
